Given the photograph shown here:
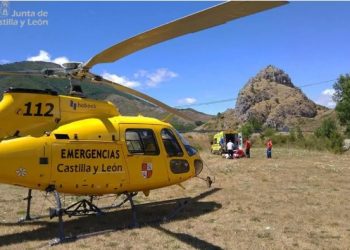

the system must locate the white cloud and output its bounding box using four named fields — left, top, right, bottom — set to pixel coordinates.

left=322, top=88, right=335, bottom=96
left=27, top=50, right=51, bottom=62
left=178, top=97, right=197, bottom=105
left=0, top=59, right=10, bottom=64
left=133, top=70, right=148, bottom=79
left=316, top=88, right=336, bottom=108
left=26, top=50, right=70, bottom=66
left=134, top=68, right=178, bottom=87
left=53, top=56, right=70, bottom=65
left=102, top=72, right=141, bottom=89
